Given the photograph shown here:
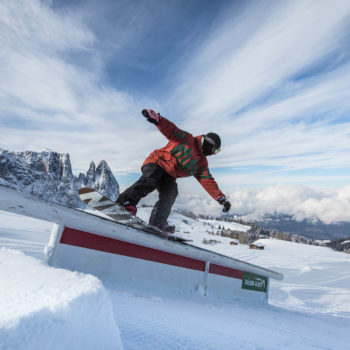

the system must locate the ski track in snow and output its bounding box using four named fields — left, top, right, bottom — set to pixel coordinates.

left=0, top=209, right=350, bottom=349
left=109, top=289, right=348, bottom=350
